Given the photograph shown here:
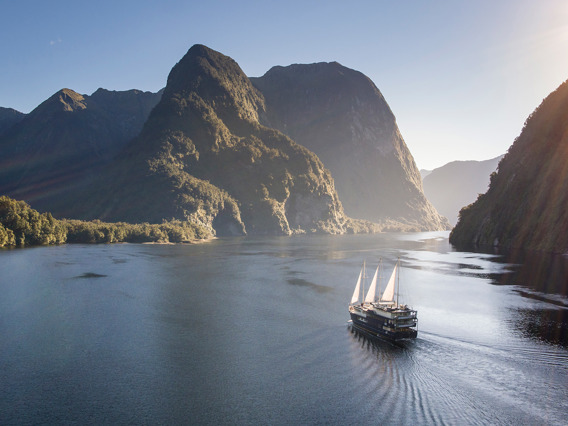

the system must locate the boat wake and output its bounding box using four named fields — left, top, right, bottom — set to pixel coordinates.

left=421, top=330, right=568, bottom=370
left=347, top=327, right=568, bottom=425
